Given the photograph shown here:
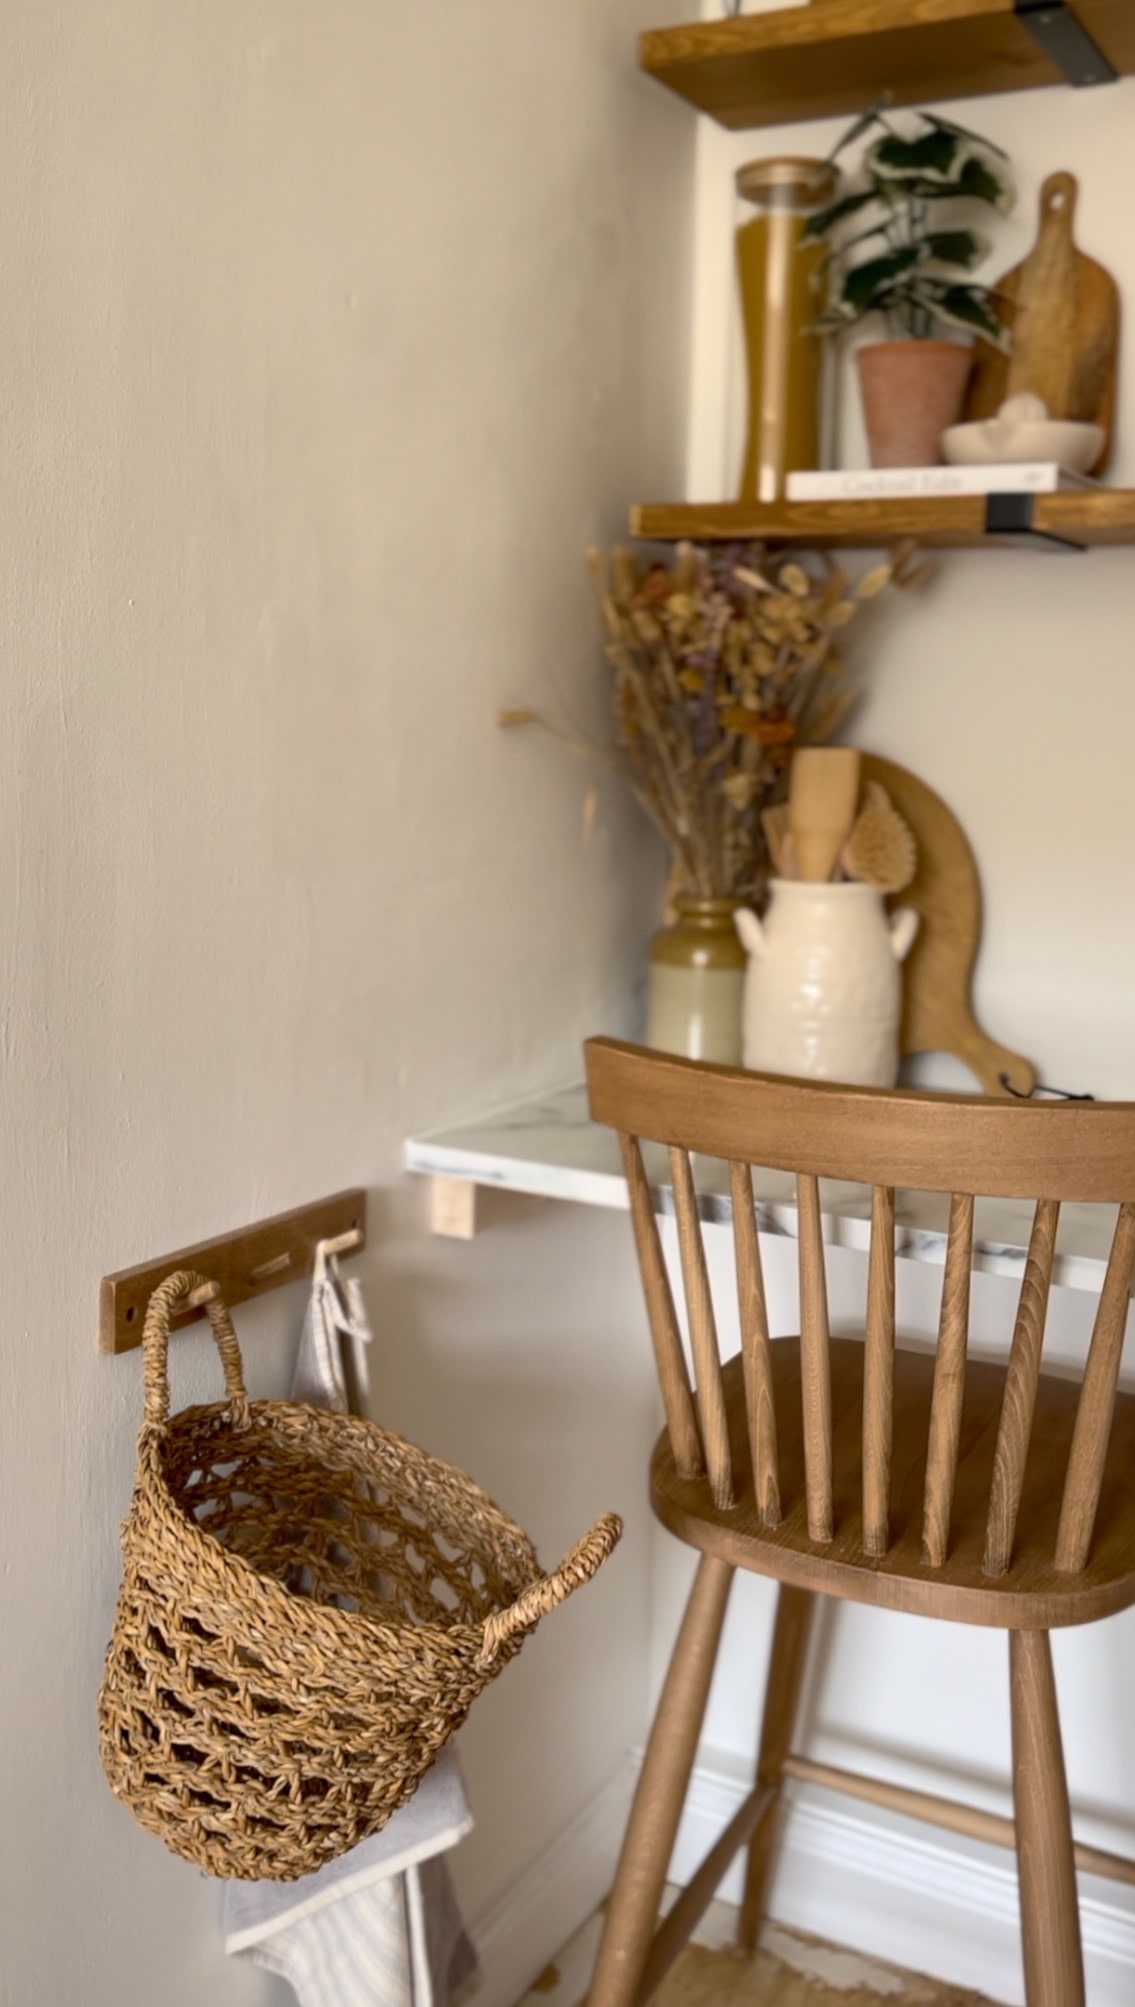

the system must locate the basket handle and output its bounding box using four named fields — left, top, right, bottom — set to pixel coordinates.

left=141, top=1269, right=251, bottom=1434
left=476, top=1513, right=622, bottom=1668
